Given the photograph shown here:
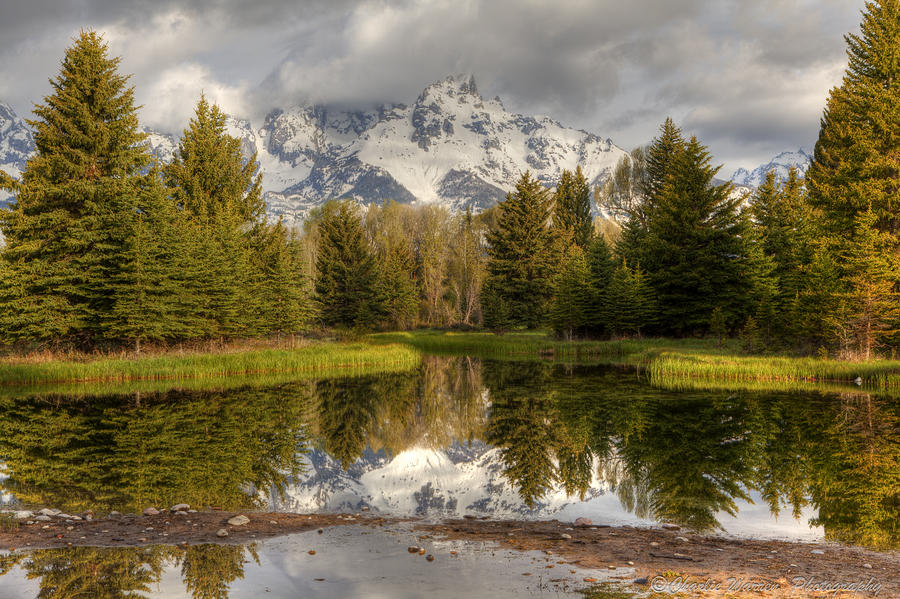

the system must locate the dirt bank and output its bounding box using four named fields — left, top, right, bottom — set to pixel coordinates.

left=418, top=519, right=899, bottom=597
